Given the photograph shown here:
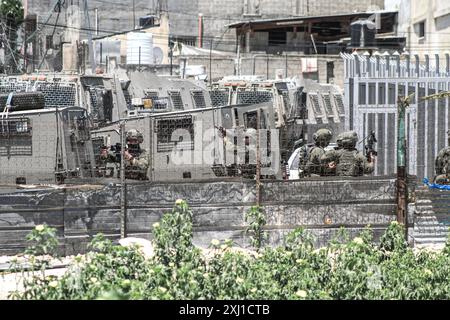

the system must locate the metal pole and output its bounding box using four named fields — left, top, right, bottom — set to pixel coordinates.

left=120, top=121, right=127, bottom=239
left=397, top=97, right=408, bottom=229
left=170, top=45, right=173, bottom=76
left=99, top=42, right=103, bottom=65
left=266, top=54, right=269, bottom=80
left=138, top=46, right=141, bottom=71
left=133, top=0, right=136, bottom=29
left=209, top=39, right=213, bottom=87
left=256, top=109, right=261, bottom=206
left=285, top=52, right=288, bottom=78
